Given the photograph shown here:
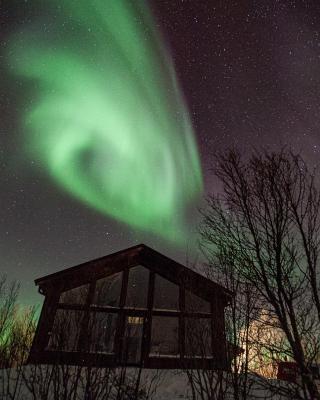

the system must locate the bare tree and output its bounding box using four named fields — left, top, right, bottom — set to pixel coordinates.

left=0, top=275, right=37, bottom=400
left=183, top=251, right=257, bottom=400
left=214, top=265, right=257, bottom=400
left=200, top=149, right=320, bottom=399
left=0, top=275, right=20, bottom=367
left=182, top=314, right=227, bottom=400
left=0, top=274, right=163, bottom=400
